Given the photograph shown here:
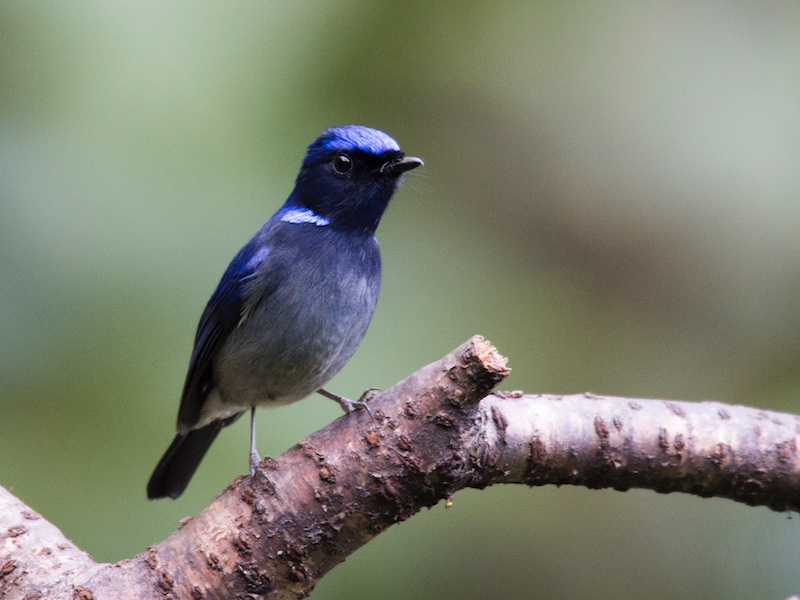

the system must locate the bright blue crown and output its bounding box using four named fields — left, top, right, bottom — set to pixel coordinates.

left=311, top=125, right=401, bottom=156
